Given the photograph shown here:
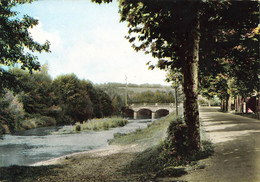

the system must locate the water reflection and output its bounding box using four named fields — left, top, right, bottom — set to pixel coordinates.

left=0, top=119, right=153, bottom=167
